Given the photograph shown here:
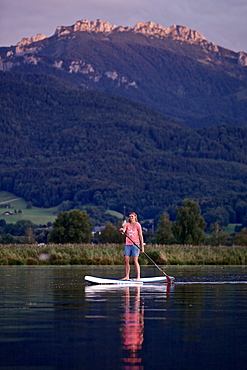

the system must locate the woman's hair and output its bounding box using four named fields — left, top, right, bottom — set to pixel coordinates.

left=129, top=212, right=138, bottom=222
